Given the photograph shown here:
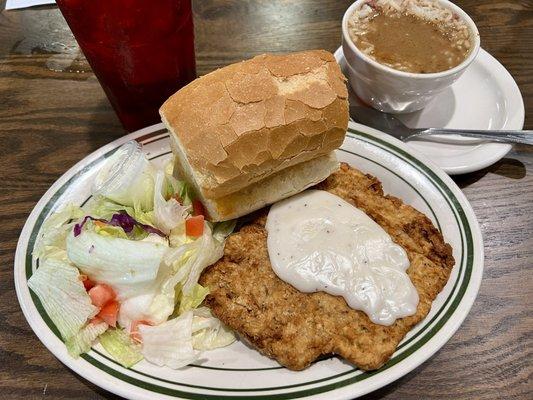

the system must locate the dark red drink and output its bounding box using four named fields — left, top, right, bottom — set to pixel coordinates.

left=56, top=0, right=196, bottom=131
